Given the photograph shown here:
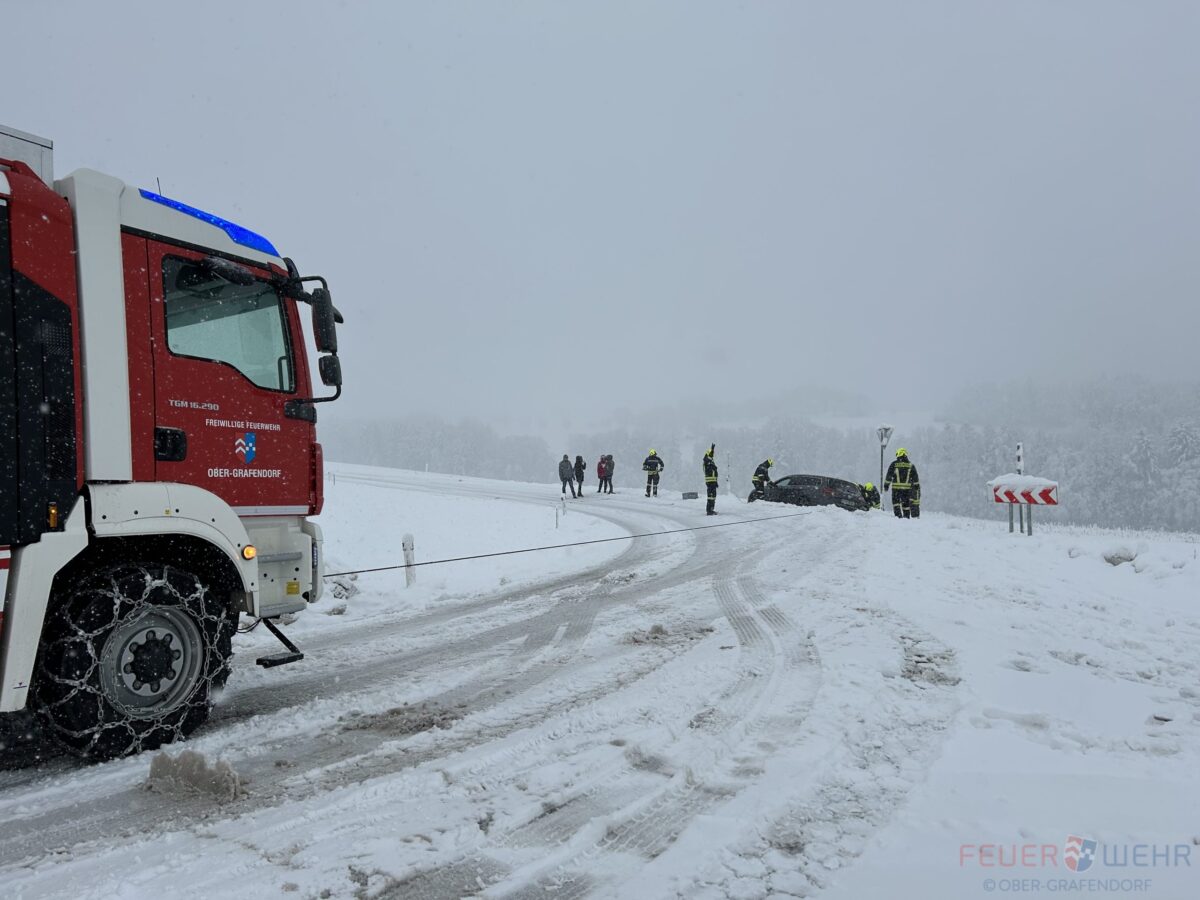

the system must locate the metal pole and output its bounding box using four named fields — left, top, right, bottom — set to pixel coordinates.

left=1009, top=503, right=1014, bottom=533
left=876, top=425, right=893, bottom=504
left=1027, top=504, right=1033, bottom=536
left=1019, top=504, right=1025, bottom=534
